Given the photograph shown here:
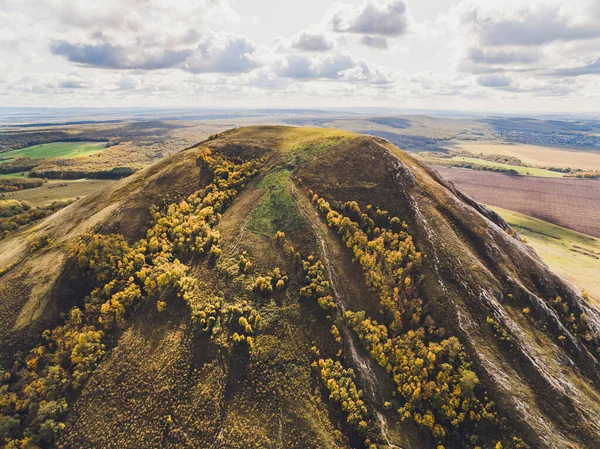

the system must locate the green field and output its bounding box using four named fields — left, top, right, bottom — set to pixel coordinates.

left=0, top=171, right=30, bottom=178
left=491, top=206, right=600, bottom=304
left=454, top=157, right=565, bottom=178
left=1, top=141, right=106, bottom=160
